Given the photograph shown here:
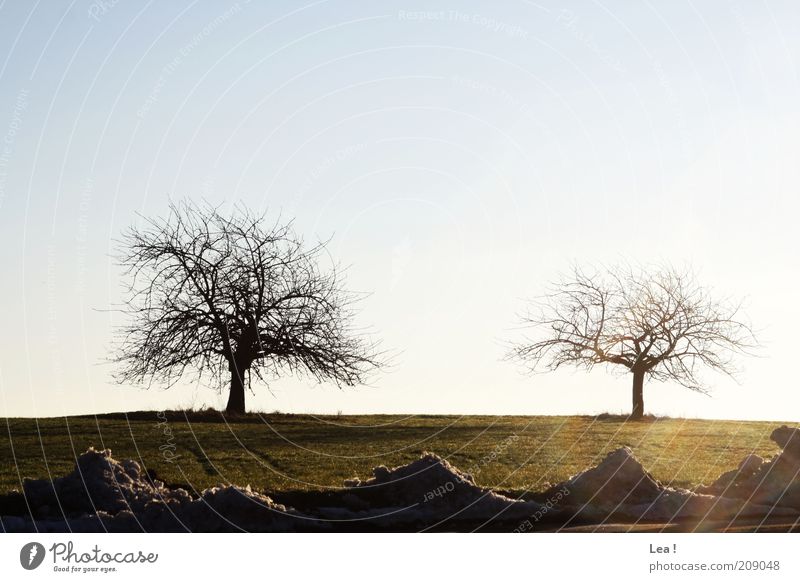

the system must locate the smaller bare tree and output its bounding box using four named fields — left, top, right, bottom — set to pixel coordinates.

left=113, top=201, right=382, bottom=414
left=509, top=264, right=757, bottom=419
